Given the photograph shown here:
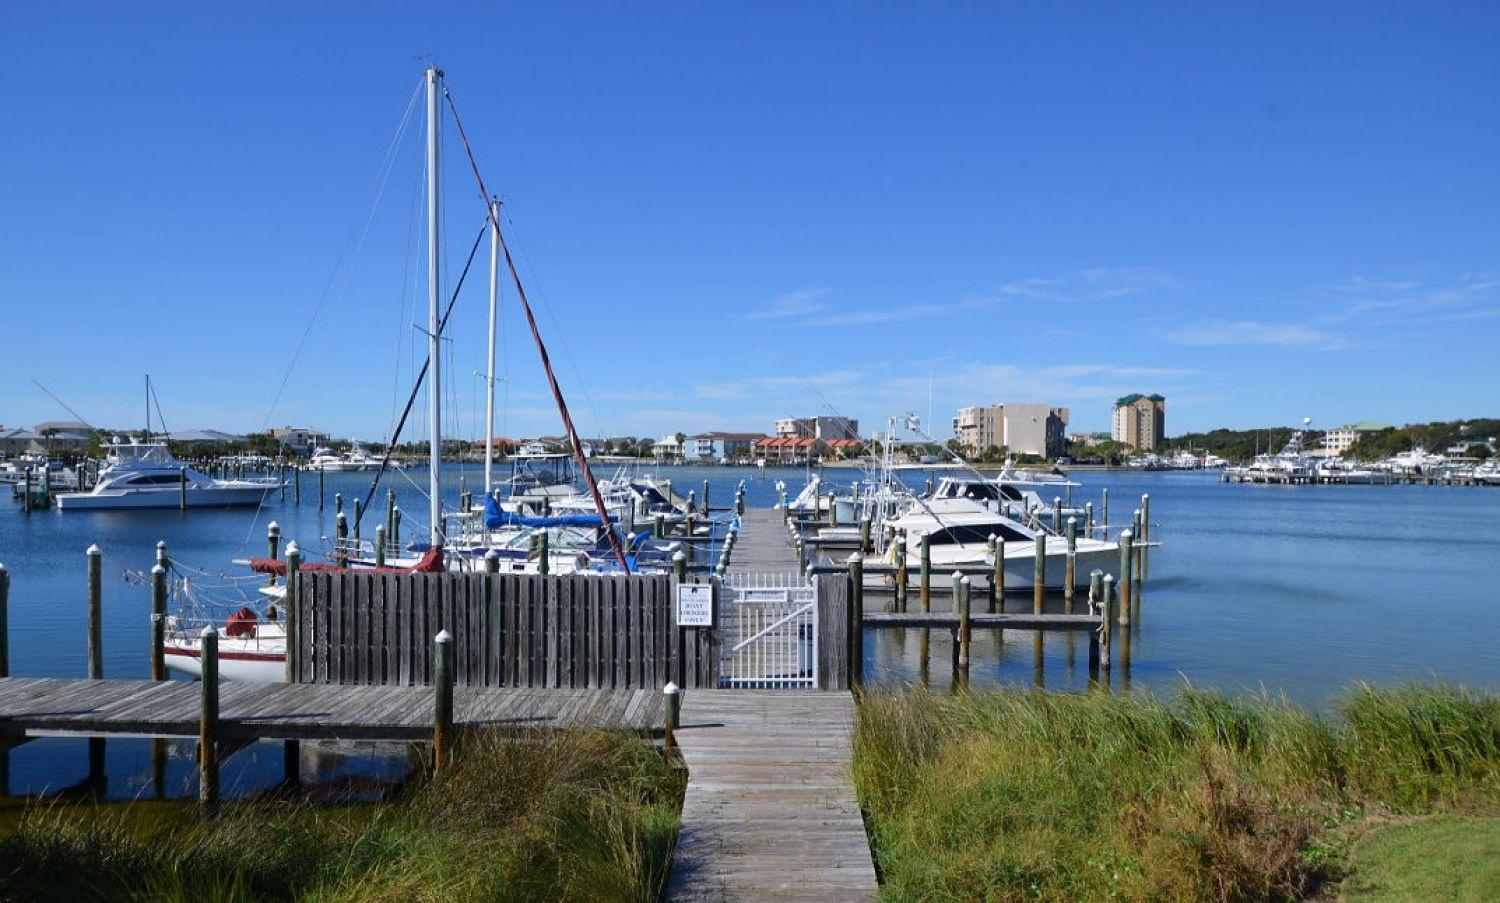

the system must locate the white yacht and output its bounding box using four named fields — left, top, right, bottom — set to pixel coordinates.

left=54, top=440, right=278, bottom=510
left=304, top=446, right=355, bottom=472
left=878, top=496, right=1122, bottom=589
